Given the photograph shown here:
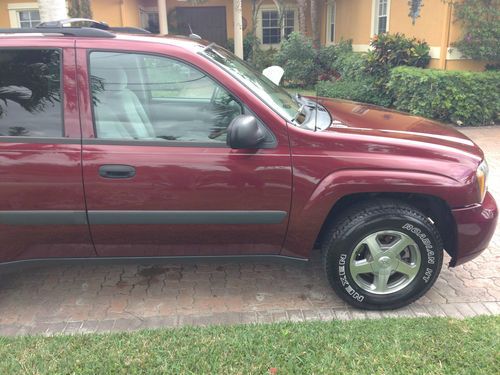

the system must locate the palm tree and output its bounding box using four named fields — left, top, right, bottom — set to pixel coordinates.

left=296, top=0, right=308, bottom=33
left=310, top=0, right=320, bottom=48
left=38, top=0, right=68, bottom=23
left=0, top=50, right=61, bottom=118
